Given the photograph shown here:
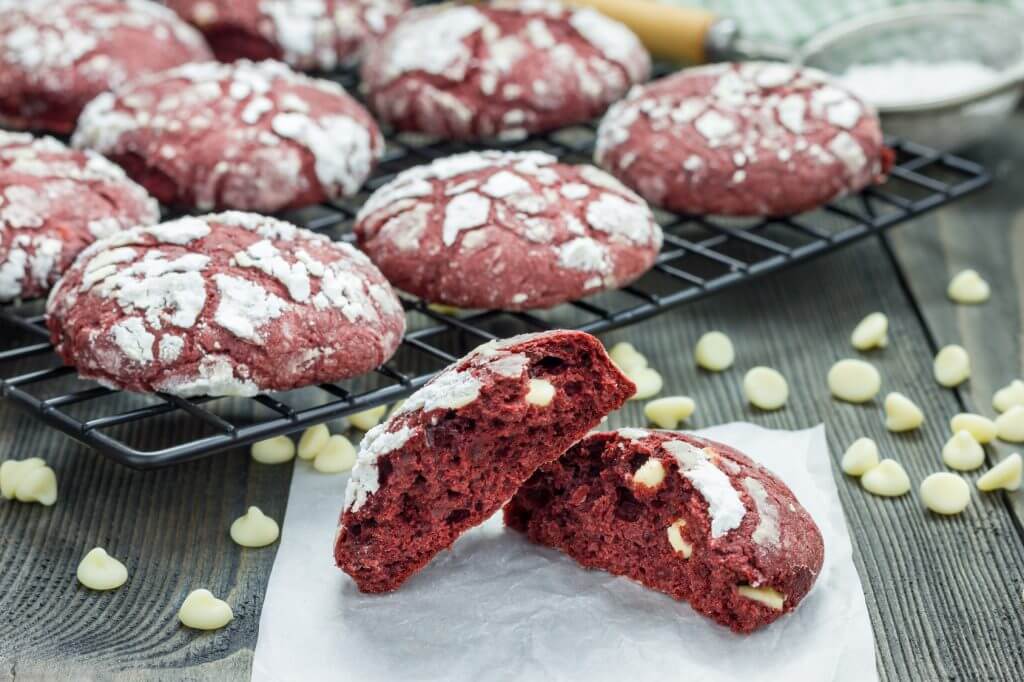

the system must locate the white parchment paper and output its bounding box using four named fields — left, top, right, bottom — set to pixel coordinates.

left=252, top=423, right=877, bottom=682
